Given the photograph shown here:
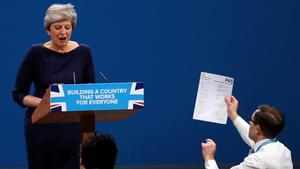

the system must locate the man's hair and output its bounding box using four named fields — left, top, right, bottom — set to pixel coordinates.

left=253, top=104, right=285, bottom=138
left=81, top=133, right=118, bottom=169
